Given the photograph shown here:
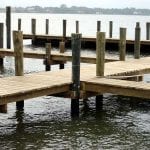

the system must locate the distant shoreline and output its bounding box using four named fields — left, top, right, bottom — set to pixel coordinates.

left=0, top=6, right=150, bottom=16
